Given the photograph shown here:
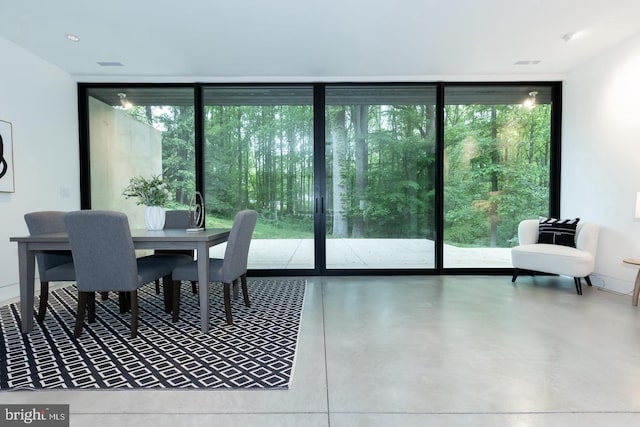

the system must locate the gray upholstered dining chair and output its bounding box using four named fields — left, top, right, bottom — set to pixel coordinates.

left=24, top=211, right=76, bottom=322
left=64, top=210, right=174, bottom=338
left=171, top=209, right=258, bottom=325
left=153, top=210, right=197, bottom=298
